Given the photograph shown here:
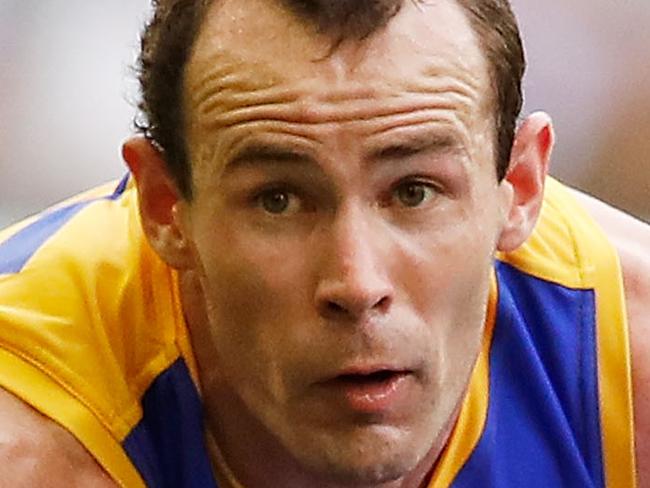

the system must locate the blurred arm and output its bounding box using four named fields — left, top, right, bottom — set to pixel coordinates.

left=0, top=386, right=118, bottom=487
